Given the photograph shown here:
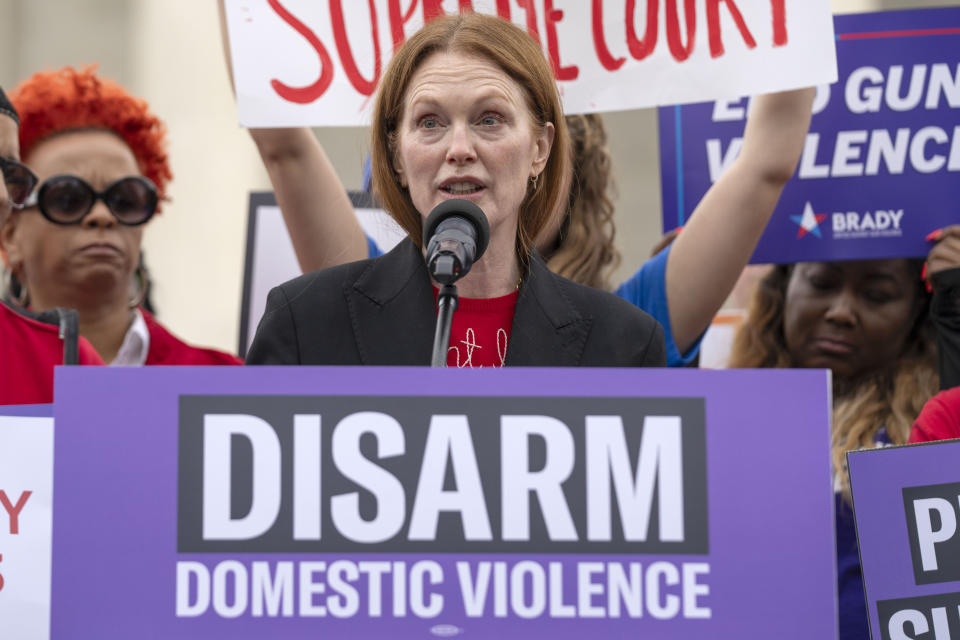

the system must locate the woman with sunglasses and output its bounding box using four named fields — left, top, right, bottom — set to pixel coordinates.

left=1, top=67, right=241, bottom=366
left=0, top=85, right=103, bottom=405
